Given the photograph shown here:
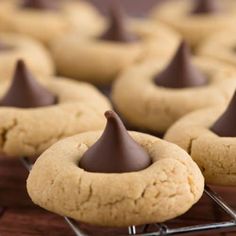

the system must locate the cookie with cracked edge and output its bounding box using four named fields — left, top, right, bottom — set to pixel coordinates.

left=0, top=62, right=111, bottom=158
left=27, top=129, right=204, bottom=227
left=165, top=90, right=236, bottom=186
